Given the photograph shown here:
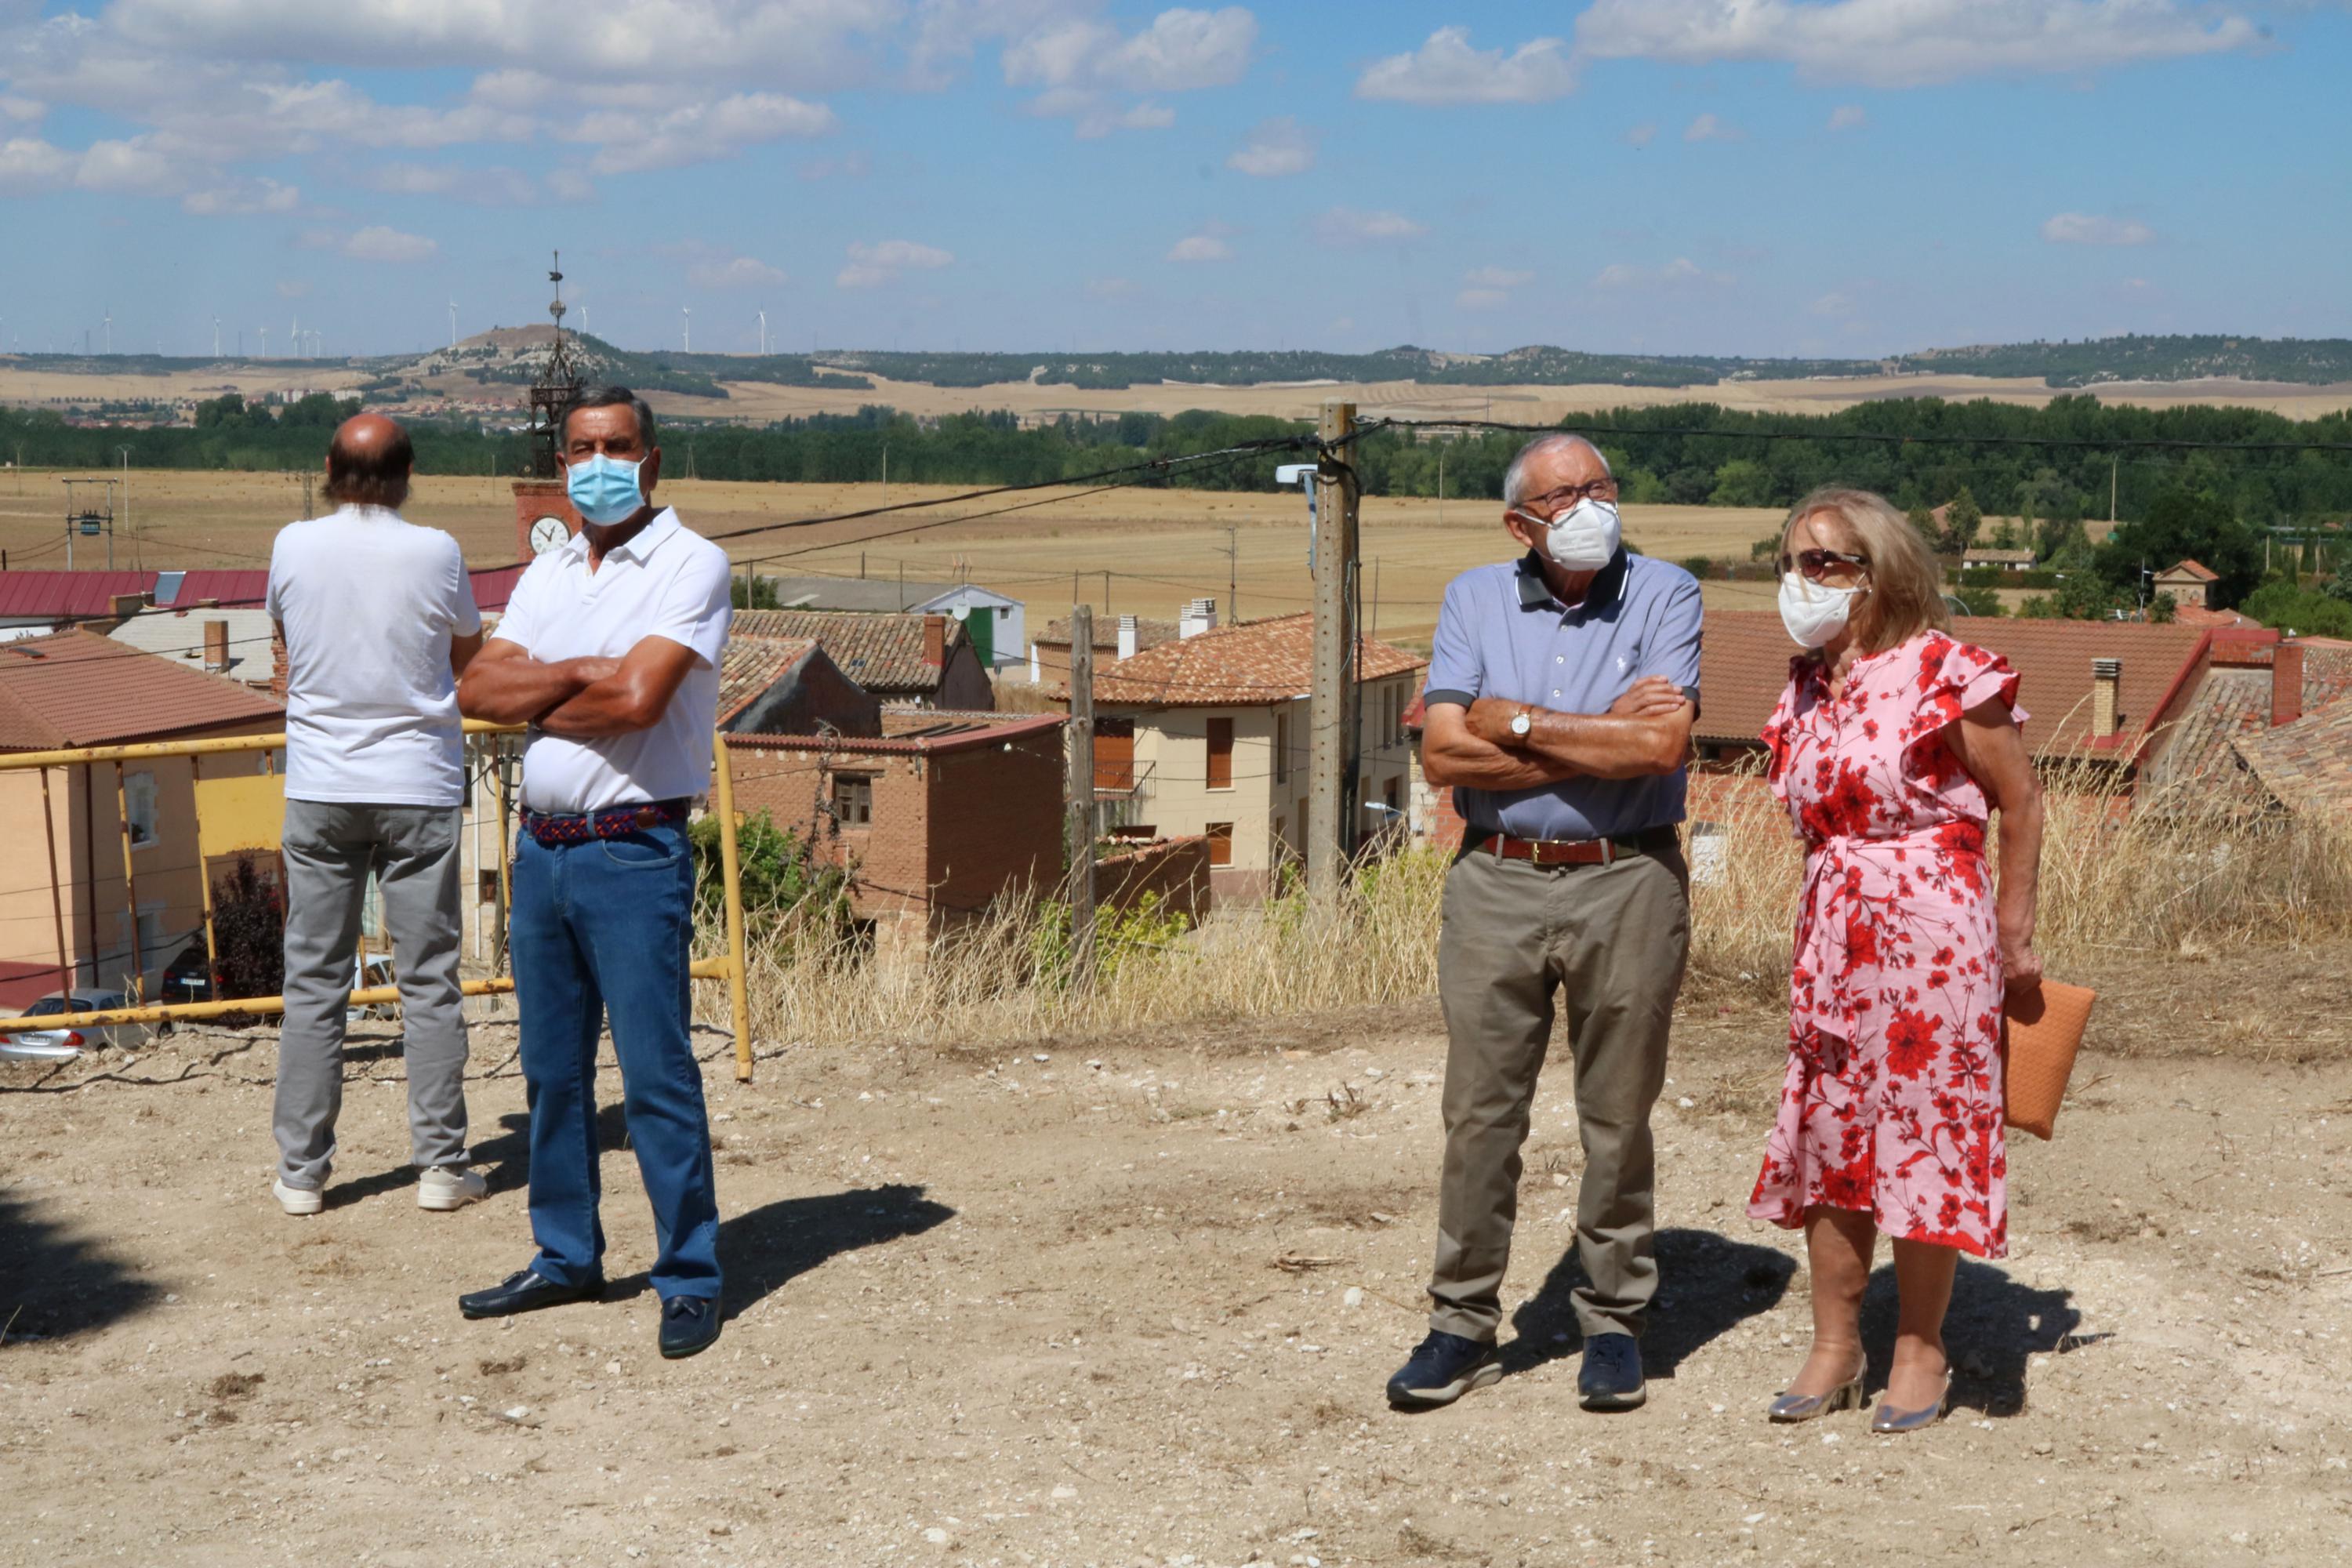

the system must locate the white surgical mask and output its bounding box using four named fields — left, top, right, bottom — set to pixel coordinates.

left=1519, top=497, right=1621, bottom=572
left=1777, top=570, right=1864, bottom=649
